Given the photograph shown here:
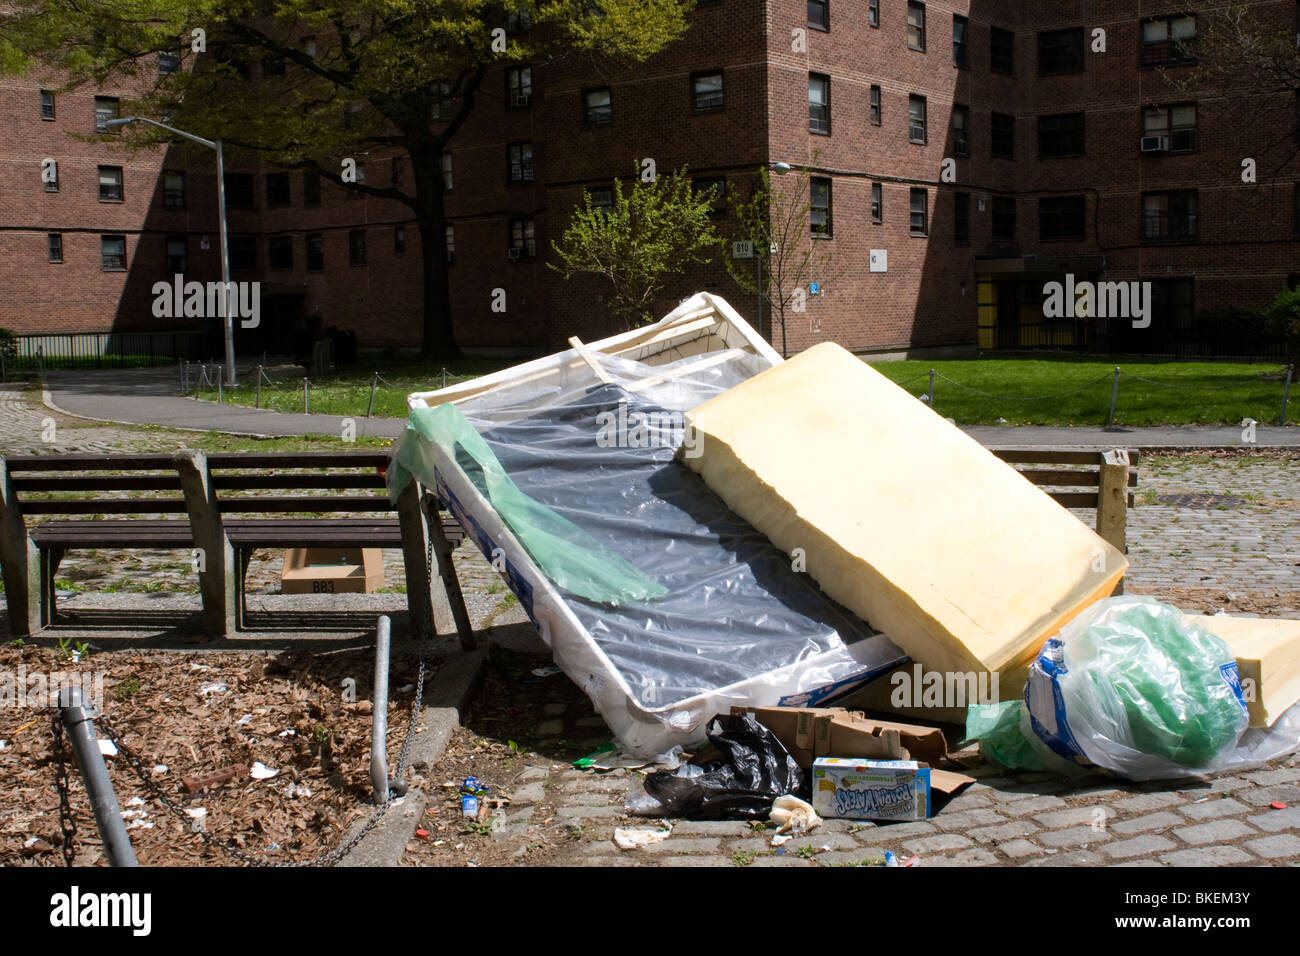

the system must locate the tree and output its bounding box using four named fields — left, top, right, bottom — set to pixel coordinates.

left=550, top=163, right=720, bottom=329
left=724, top=164, right=841, bottom=358
left=0, top=1, right=695, bottom=360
